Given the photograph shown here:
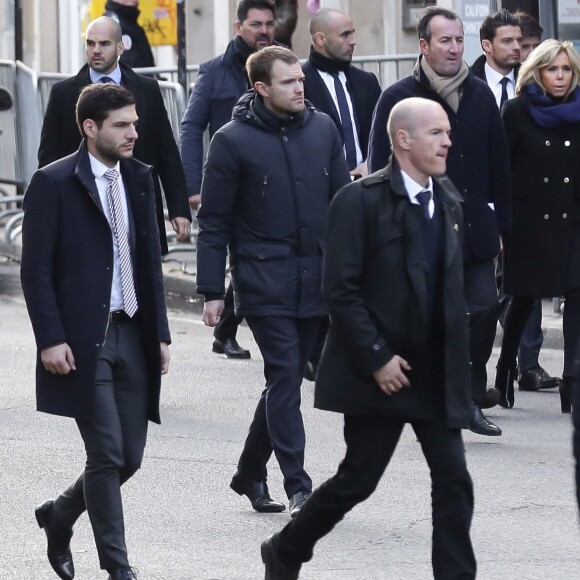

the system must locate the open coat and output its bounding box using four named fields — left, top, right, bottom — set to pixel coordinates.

left=37, top=62, right=190, bottom=254
left=21, top=144, right=171, bottom=423
left=315, top=164, right=472, bottom=428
